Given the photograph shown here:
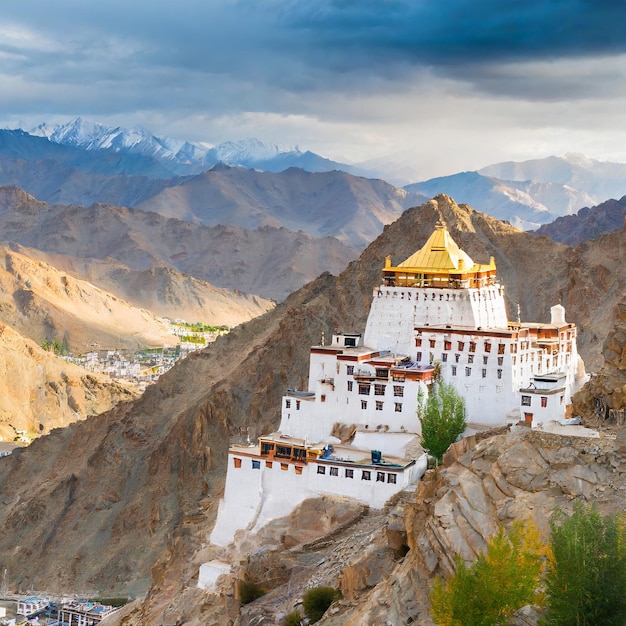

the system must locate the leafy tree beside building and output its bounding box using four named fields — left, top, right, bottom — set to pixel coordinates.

left=418, top=380, right=467, bottom=462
